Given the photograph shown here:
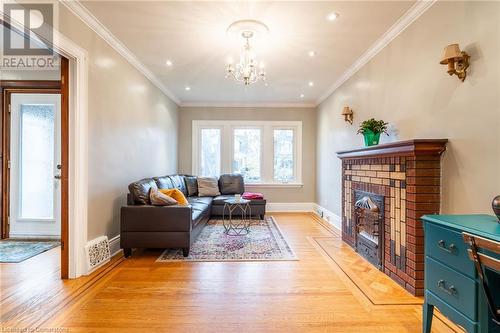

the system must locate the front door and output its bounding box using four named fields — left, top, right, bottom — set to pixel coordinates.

left=8, top=93, right=61, bottom=238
